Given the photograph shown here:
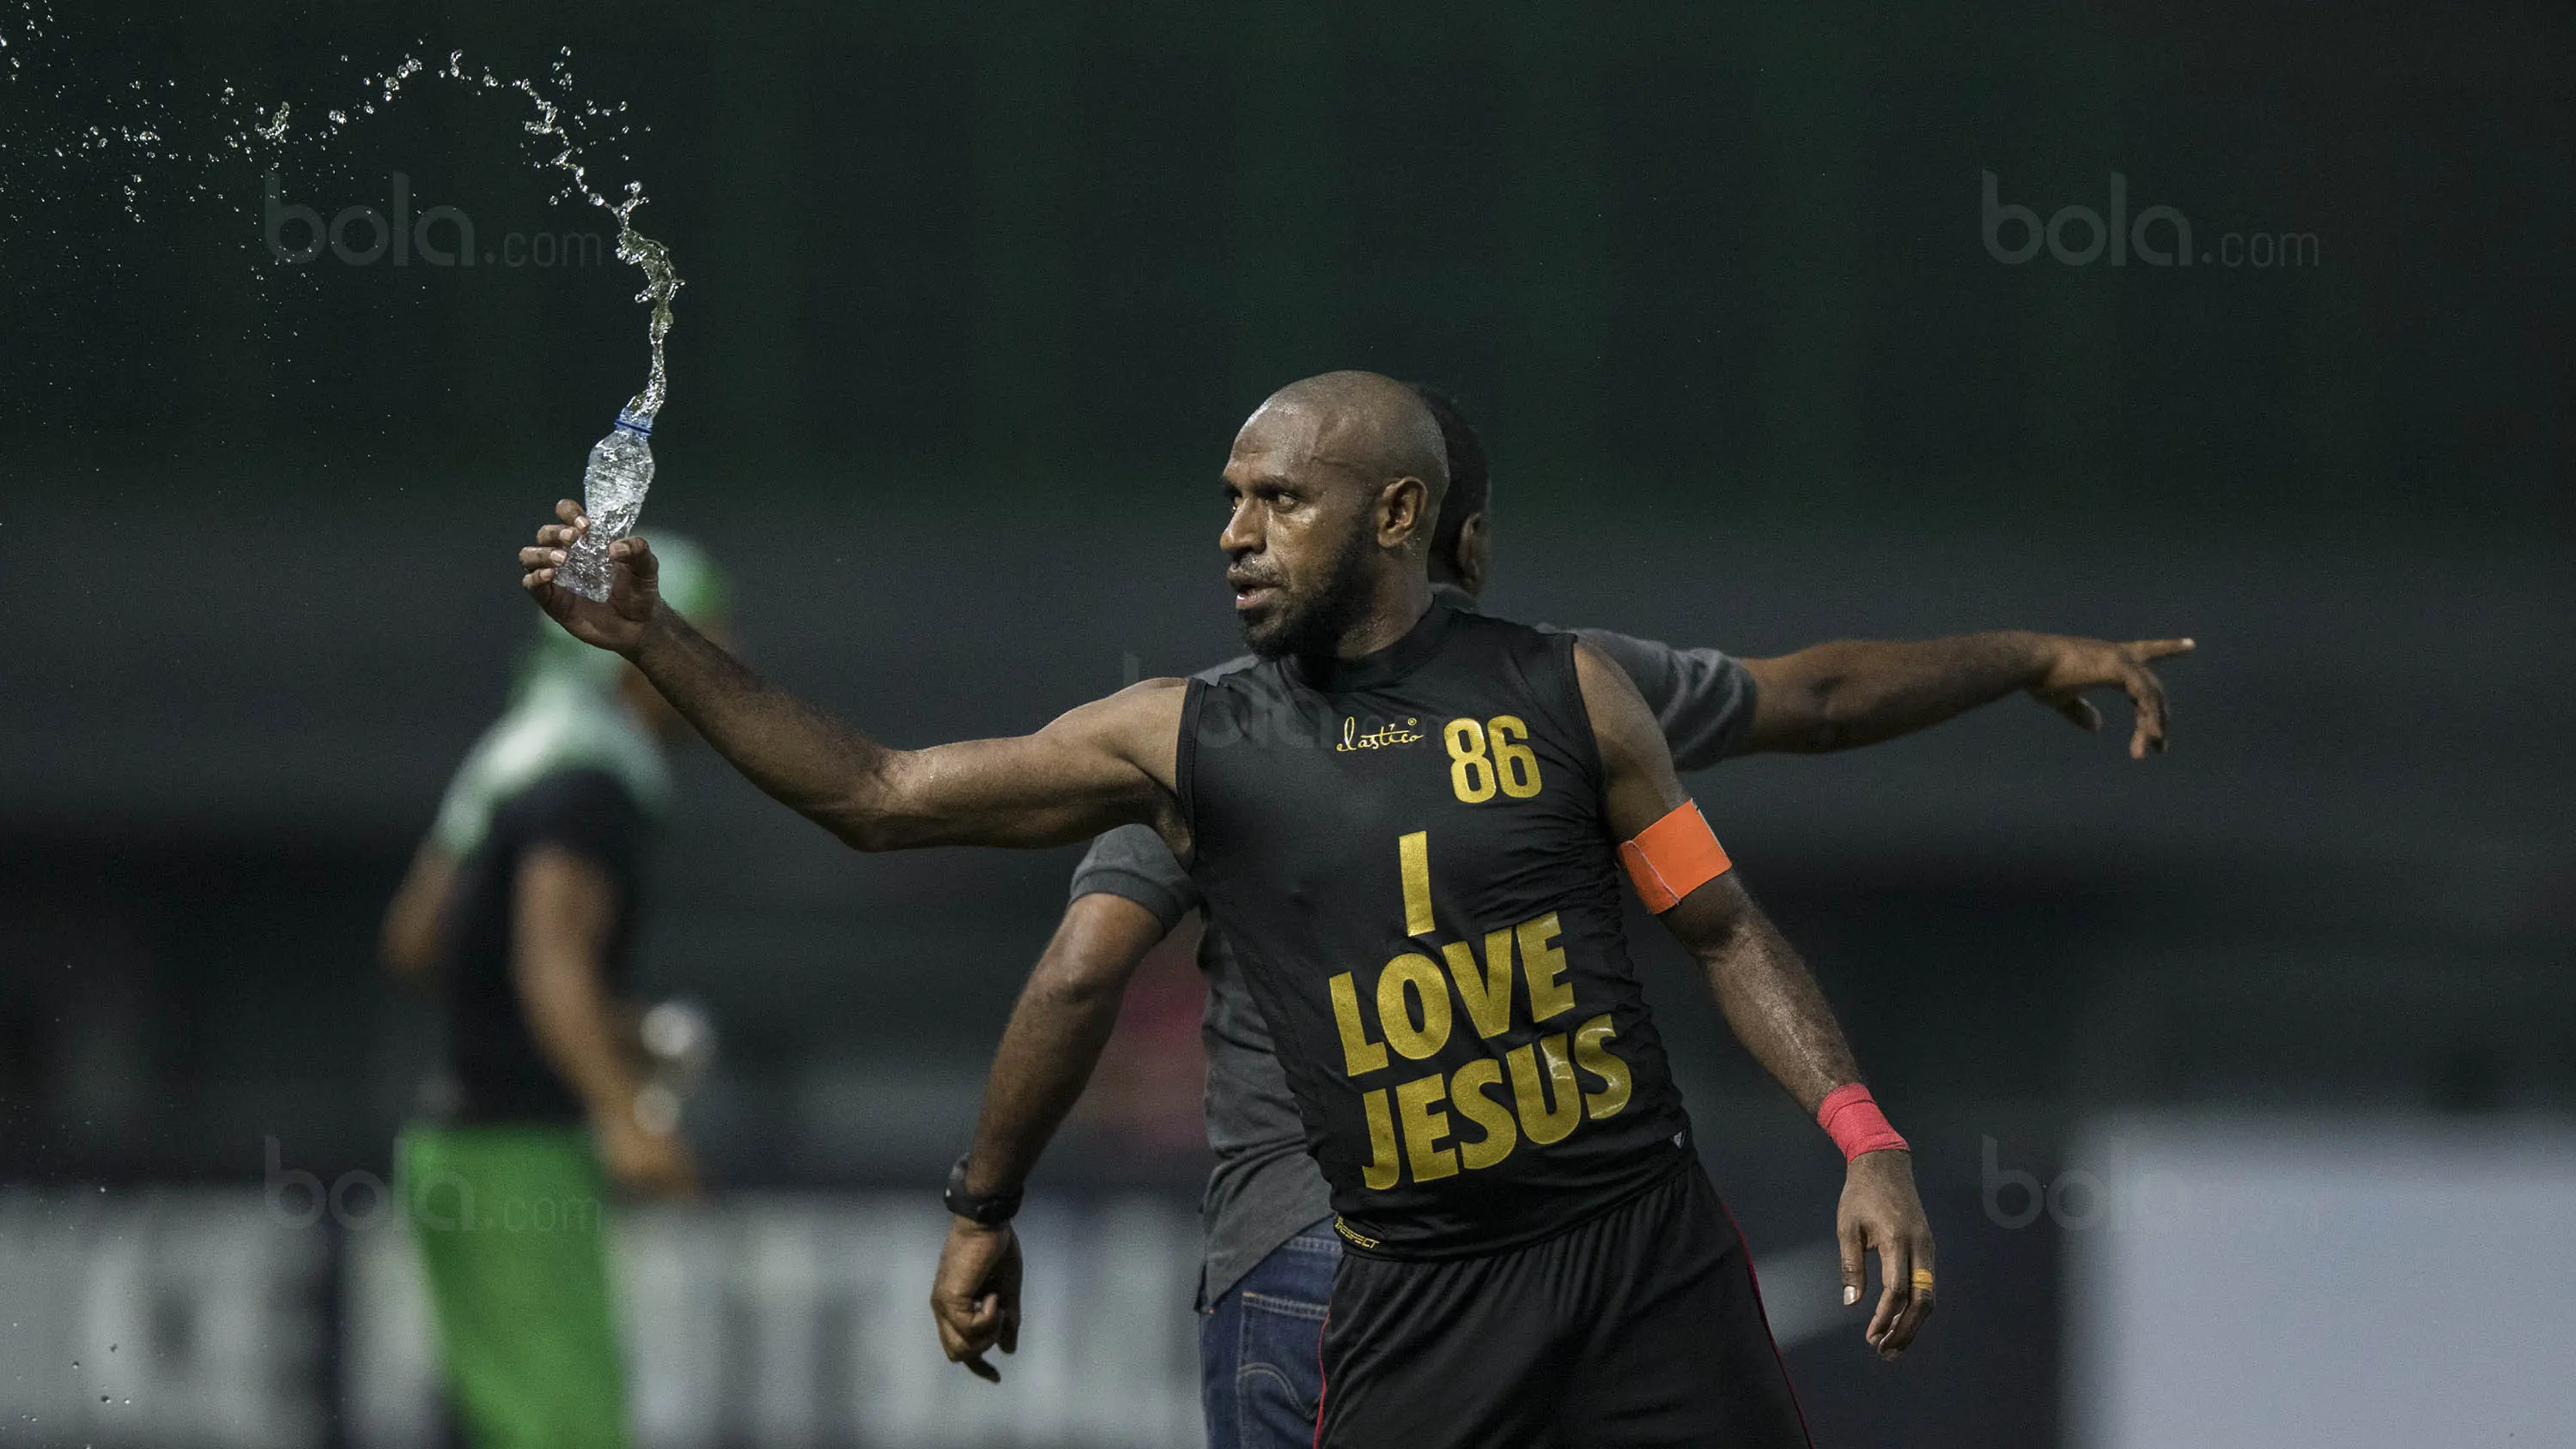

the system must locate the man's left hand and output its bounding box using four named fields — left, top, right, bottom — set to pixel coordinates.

left=2029, top=636, right=2196, bottom=759
left=1837, top=1149, right=1935, bottom=1360
left=931, top=1220, right=1023, bottom=1382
